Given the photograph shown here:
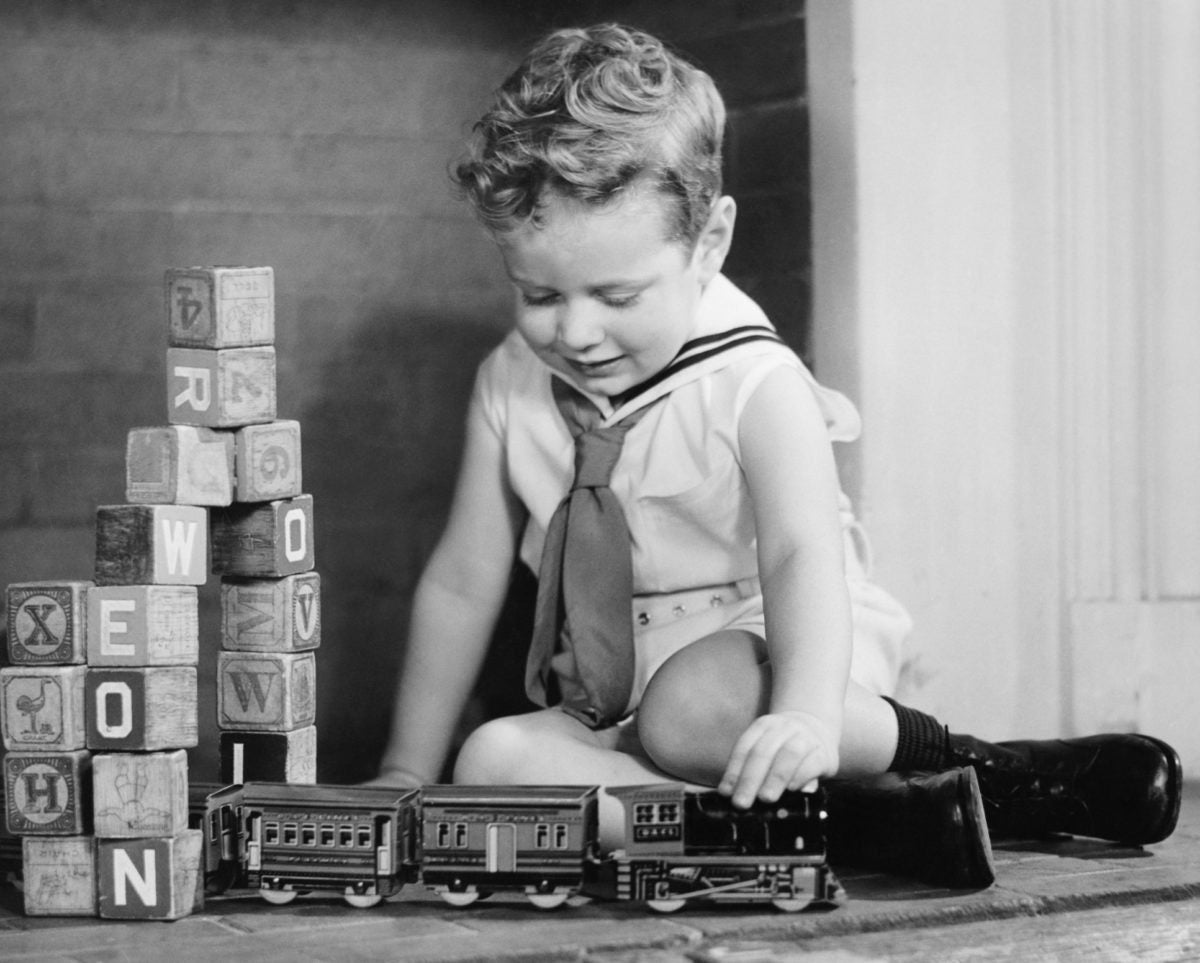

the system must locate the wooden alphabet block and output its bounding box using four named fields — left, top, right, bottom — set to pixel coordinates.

left=94, top=504, right=208, bottom=587
left=23, top=836, right=97, bottom=915
left=85, top=667, right=198, bottom=751
left=1, top=665, right=87, bottom=751
left=220, top=573, right=321, bottom=652
left=219, top=726, right=317, bottom=784
left=125, top=425, right=235, bottom=506
left=86, top=586, right=199, bottom=667
left=217, top=651, right=315, bottom=732
left=6, top=580, right=92, bottom=665
left=166, top=266, right=274, bottom=349
left=97, top=830, right=204, bottom=920
left=4, top=749, right=91, bottom=835
left=93, top=749, right=188, bottom=837
left=234, top=419, right=302, bottom=502
left=168, top=346, right=276, bottom=428
left=210, top=494, right=314, bottom=577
